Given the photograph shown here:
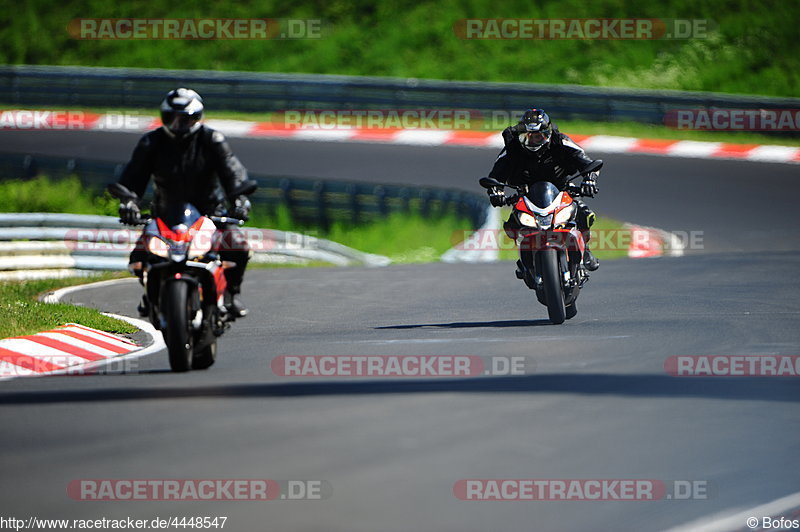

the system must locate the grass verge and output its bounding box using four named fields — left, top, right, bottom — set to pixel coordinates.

left=0, top=273, right=137, bottom=339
